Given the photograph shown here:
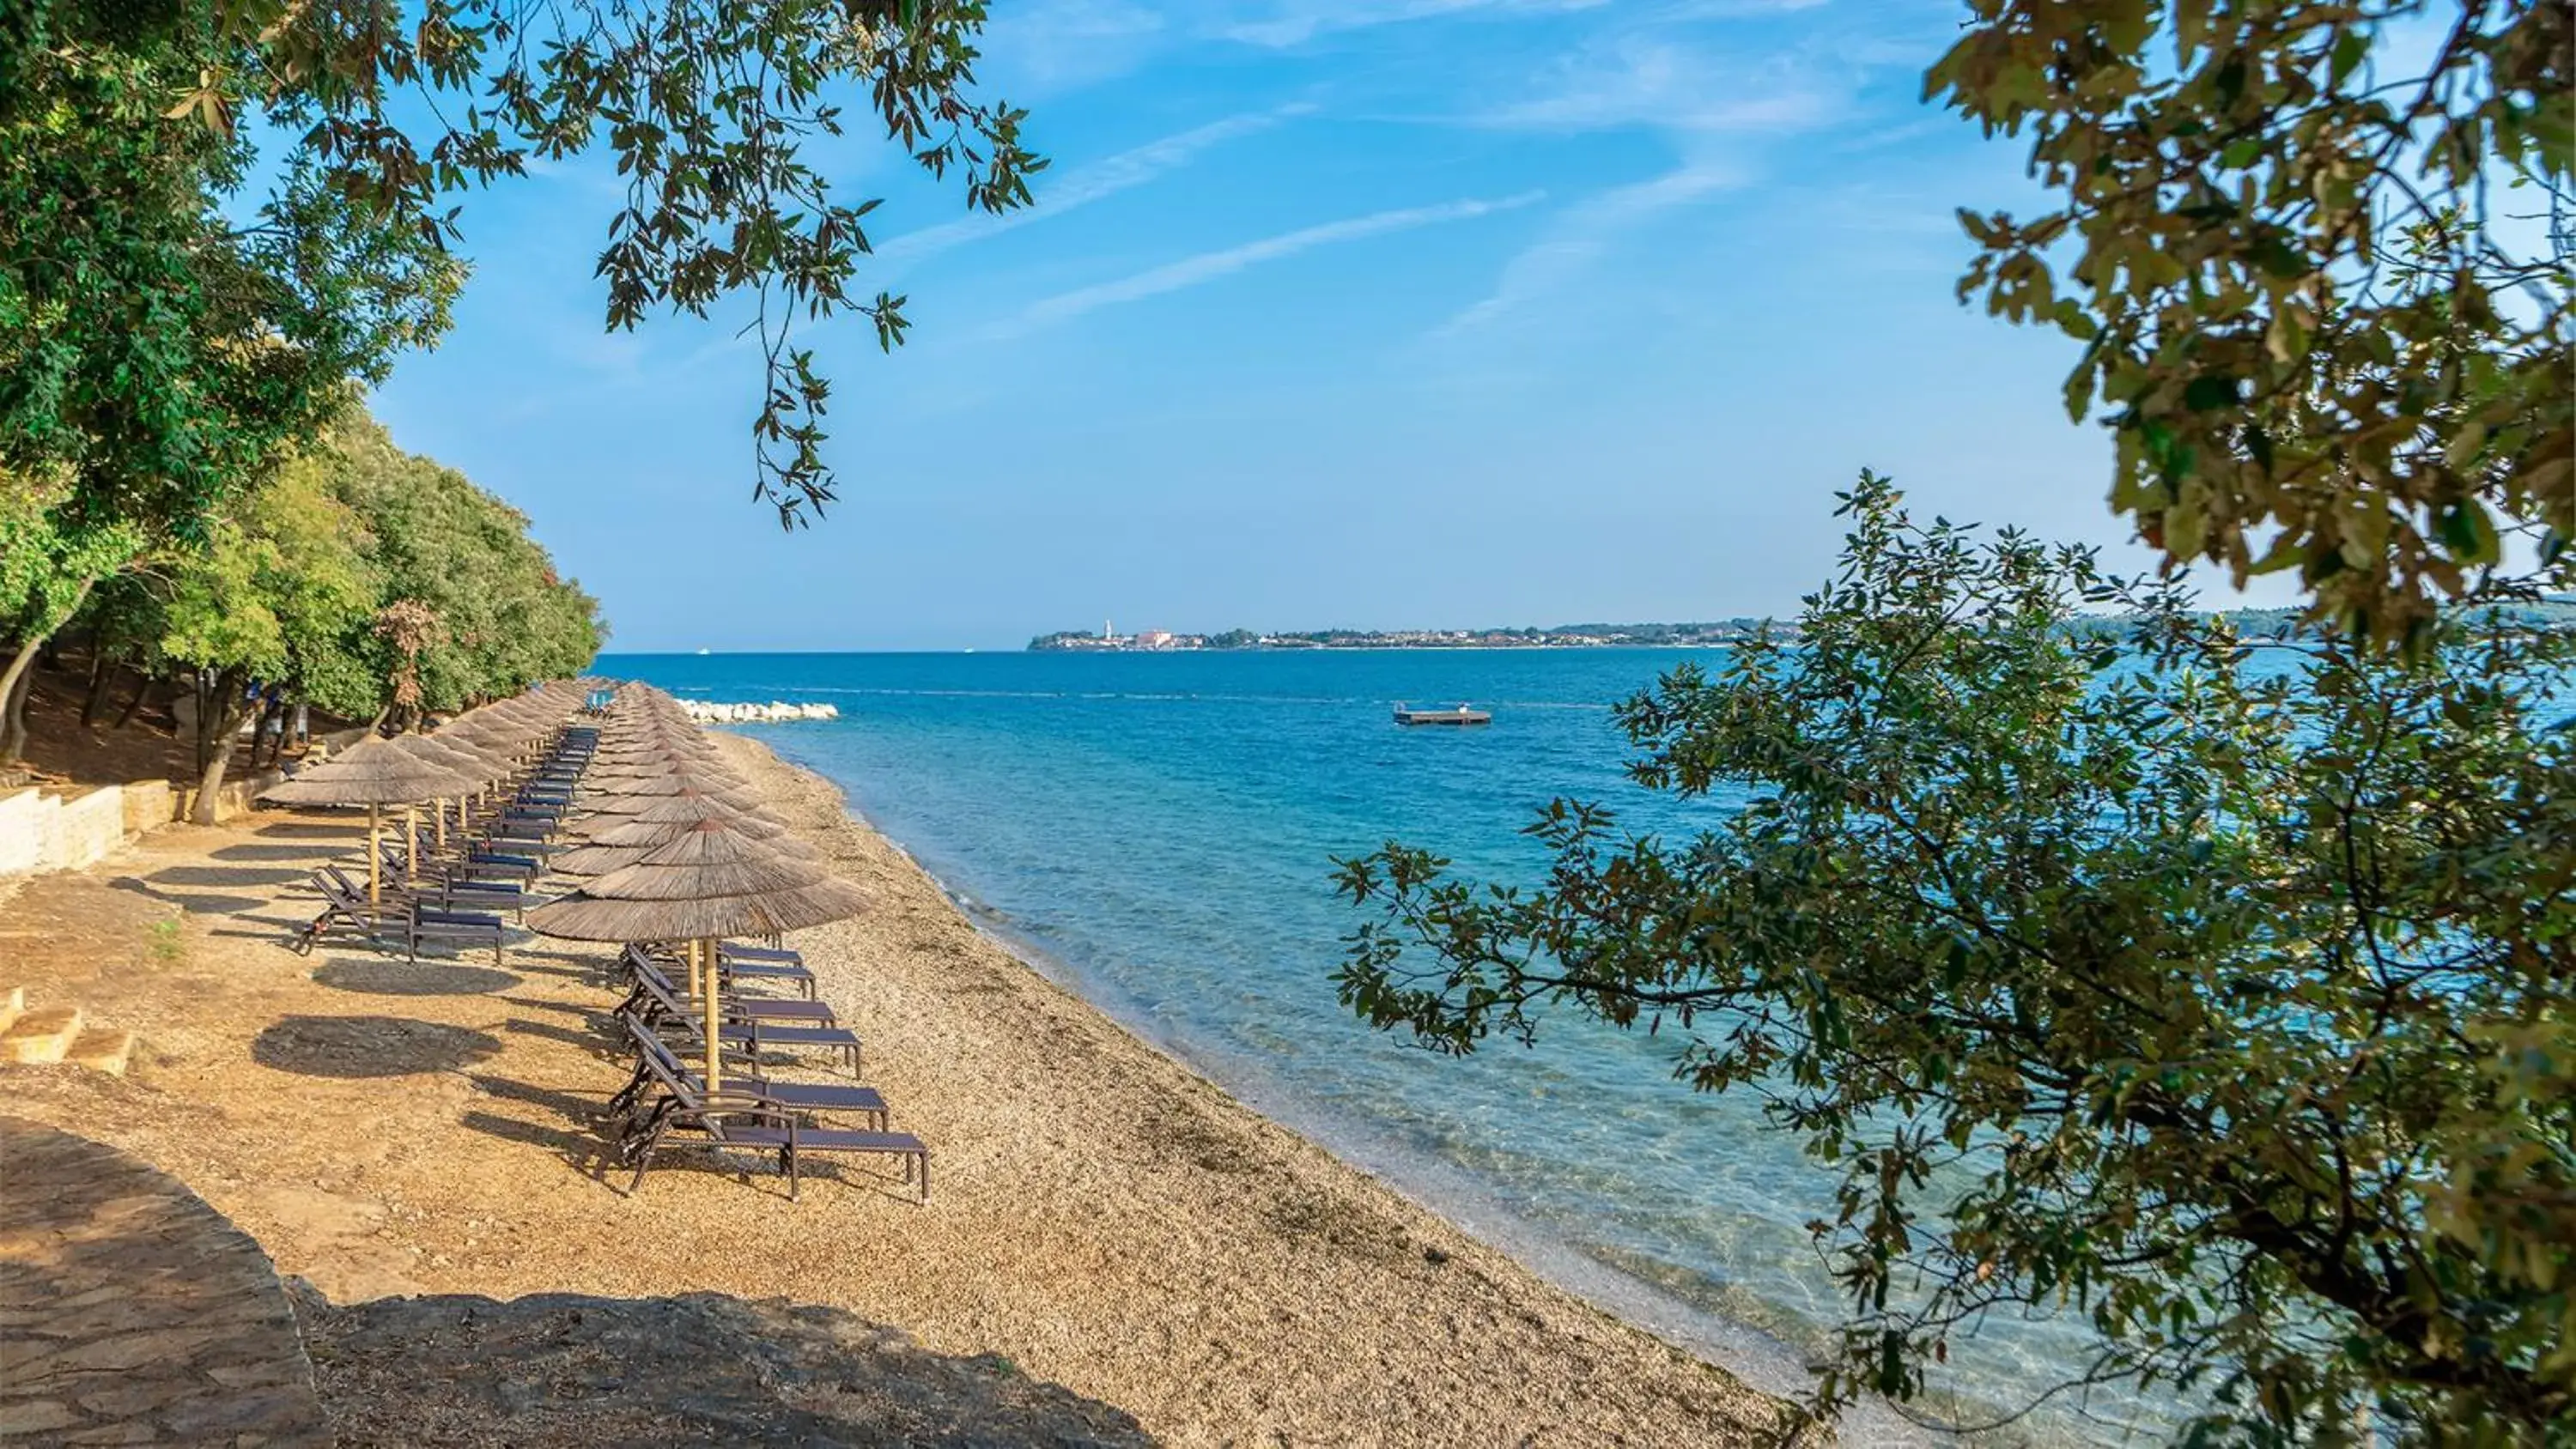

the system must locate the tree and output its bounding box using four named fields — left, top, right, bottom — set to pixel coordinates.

left=20, top=0, right=1042, bottom=528
left=1929, top=0, right=2571, bottom=647
left=1335, top=476, right=2573, bottom=1442
left=0, top=7, right=458, bottom=757
left=320, top=413, right=603, bottom=717
left=0, top=467, right=140, bottom=760
left=155, top=460, right=378, bottom=820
